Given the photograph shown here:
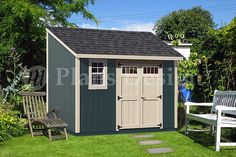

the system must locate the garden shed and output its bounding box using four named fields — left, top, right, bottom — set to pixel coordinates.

left=46, top=27, right=183, bottom=134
